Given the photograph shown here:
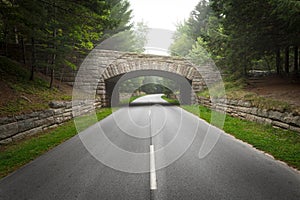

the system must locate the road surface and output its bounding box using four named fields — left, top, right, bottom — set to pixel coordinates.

left=0, top=94, right=299, bottom=199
